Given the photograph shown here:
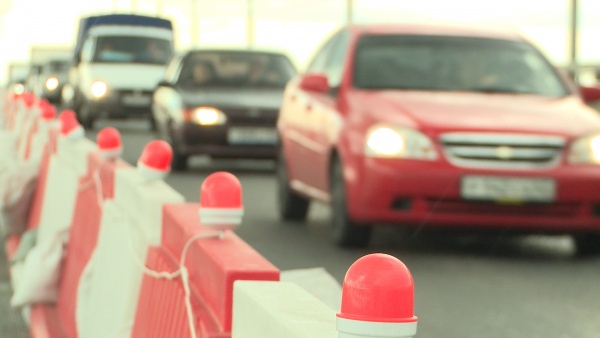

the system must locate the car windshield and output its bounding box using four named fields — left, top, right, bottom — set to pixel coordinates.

left=353, top=35, right=568, bottom=97
left=92, top=36, right=172, bottom=65
left=176, top=51, right=296, bottom=89
left=44, top=61, right=70, bottom=73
